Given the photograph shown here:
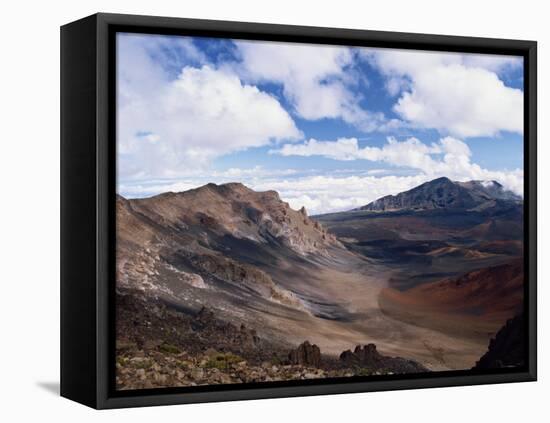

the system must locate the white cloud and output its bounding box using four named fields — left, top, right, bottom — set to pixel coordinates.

left=120, top=181, right=200, bottom=197
left=363, top=49, right=523, bottom=137
left=118, top=36, right=301, bottom=180
left=461, top=54, right=523, bottom=72
left=117, top=33, right=207, bottom=108
left=393, top=65, right=523, bottom=137
left=118, top=166, right=302, bottom=198
left=251, top=174, right=433, bottom=214
left=367, top=169, right=391, bottom=175
left=271, top=137, right=442, bottom=169
left=235, top=41, right=351, bottom=119
left=272, top=138, right=369, bottom=161
left=271, top=136, right=523, bottom=197
left=233, top=41, right=394, bottom=132
left=120, top=171, right=432, bottom=215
